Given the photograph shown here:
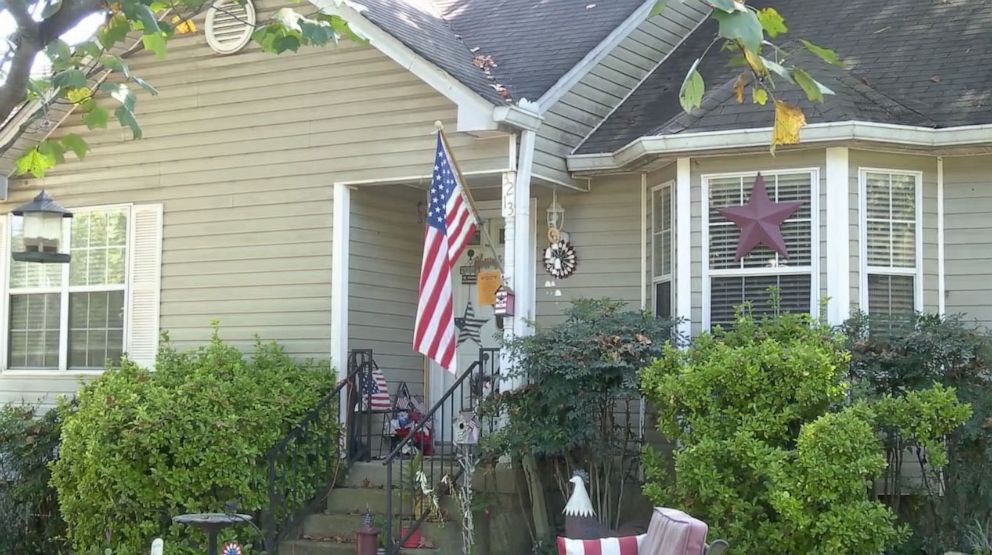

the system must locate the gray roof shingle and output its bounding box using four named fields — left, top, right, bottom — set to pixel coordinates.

left=353, top=0, right=648, bottom=104
left=577, top=0, right=992, bottom=154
